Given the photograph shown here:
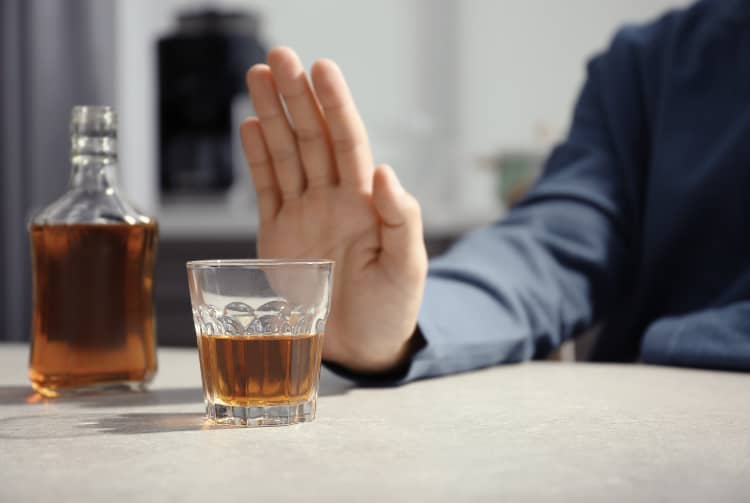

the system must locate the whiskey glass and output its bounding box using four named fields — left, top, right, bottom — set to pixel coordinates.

left=187, top=259, right=334, bottom=426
